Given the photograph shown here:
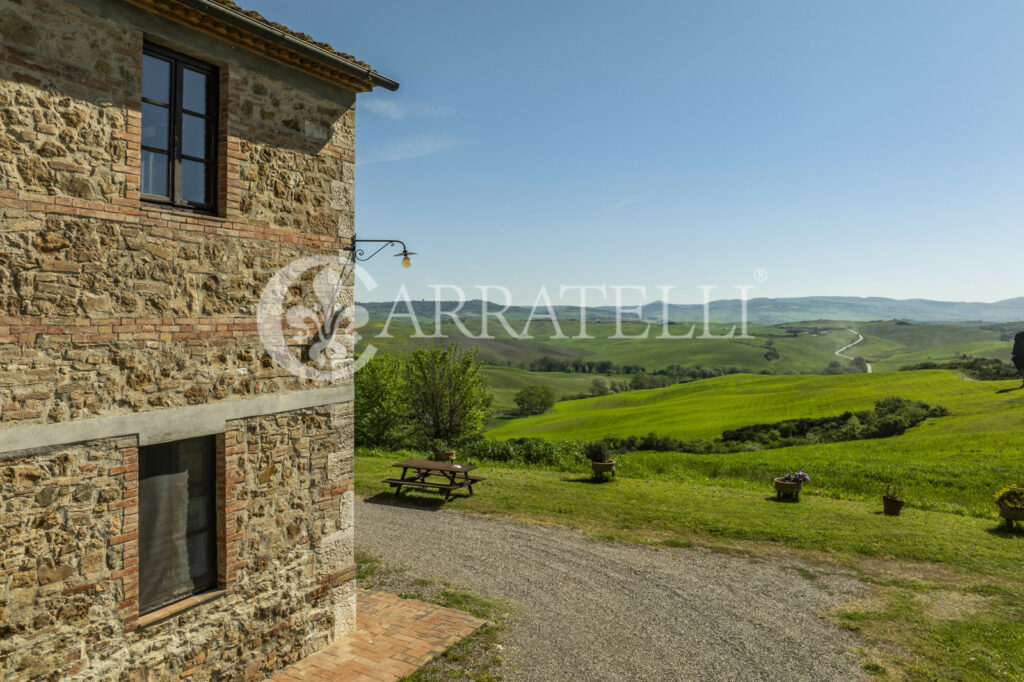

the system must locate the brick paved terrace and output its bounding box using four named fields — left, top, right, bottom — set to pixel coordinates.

left=271, top=590, right=486, bottom=682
